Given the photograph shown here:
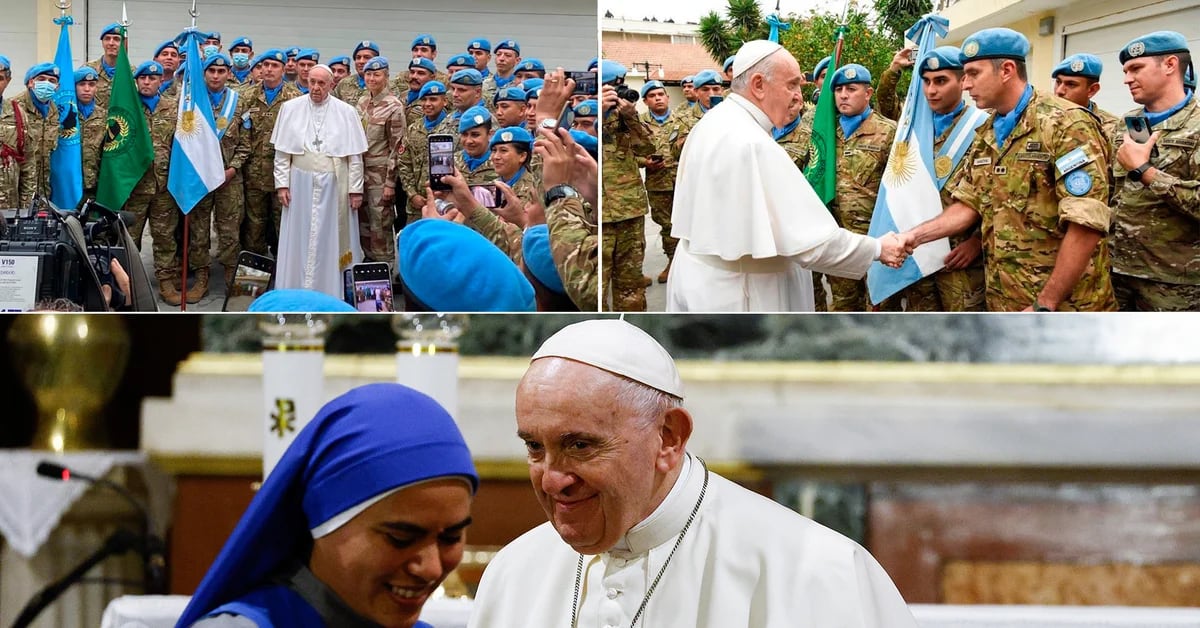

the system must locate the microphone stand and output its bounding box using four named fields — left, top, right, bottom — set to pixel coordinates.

left=10, top=527, right=142, bottom=628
